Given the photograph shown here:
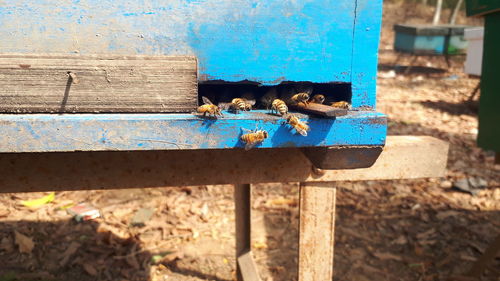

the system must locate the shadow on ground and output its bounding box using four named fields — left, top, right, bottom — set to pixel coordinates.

left=0, top=219, right=151, bottom=281
left=419, top=100, right=479, bottom=117
left=378, top=63, right=448, bottom=75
